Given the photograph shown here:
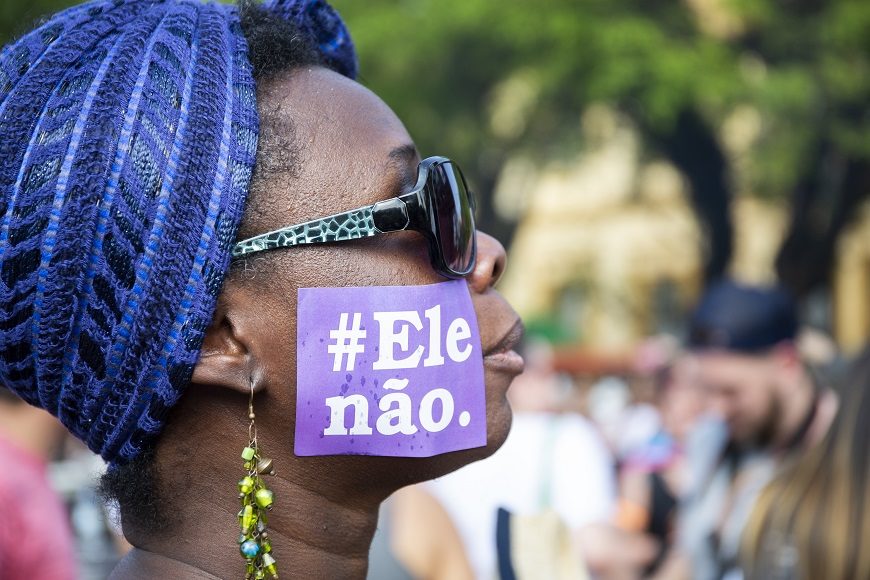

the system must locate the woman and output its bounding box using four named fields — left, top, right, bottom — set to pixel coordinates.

left=0, top=1, right=524, bottom=578
left=616, top=355, right=704, bottom=576
left=743, top=348, right=870, bottom=580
